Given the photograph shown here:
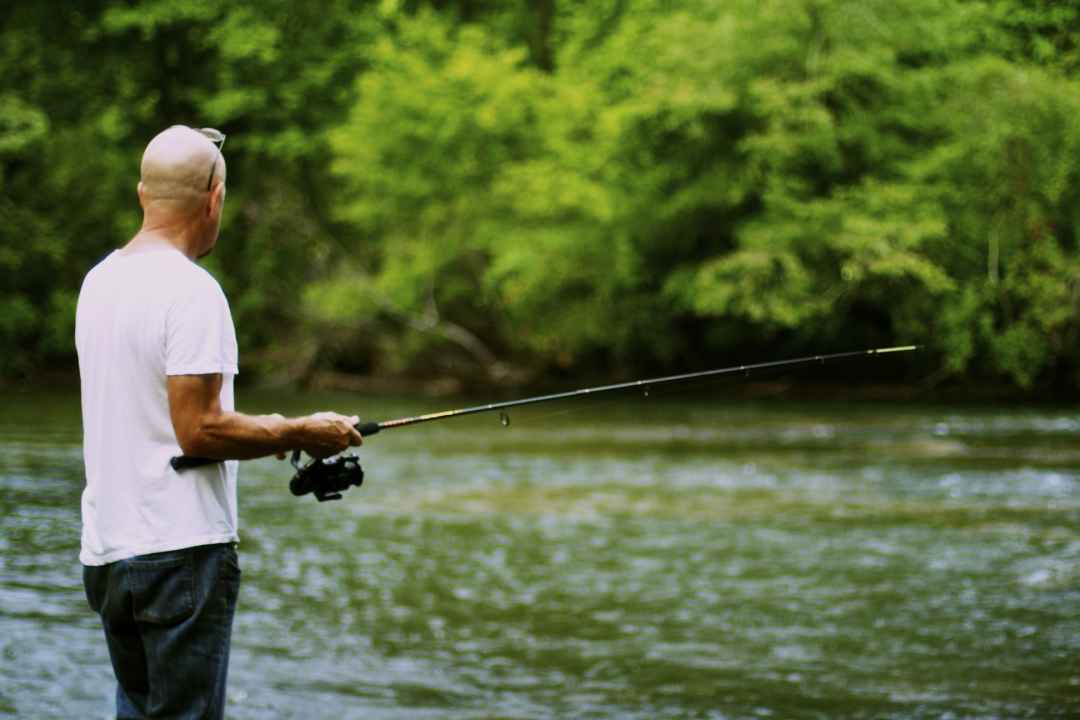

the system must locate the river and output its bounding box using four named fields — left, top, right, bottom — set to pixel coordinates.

left=1, top=388, right=1077, bottom=718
